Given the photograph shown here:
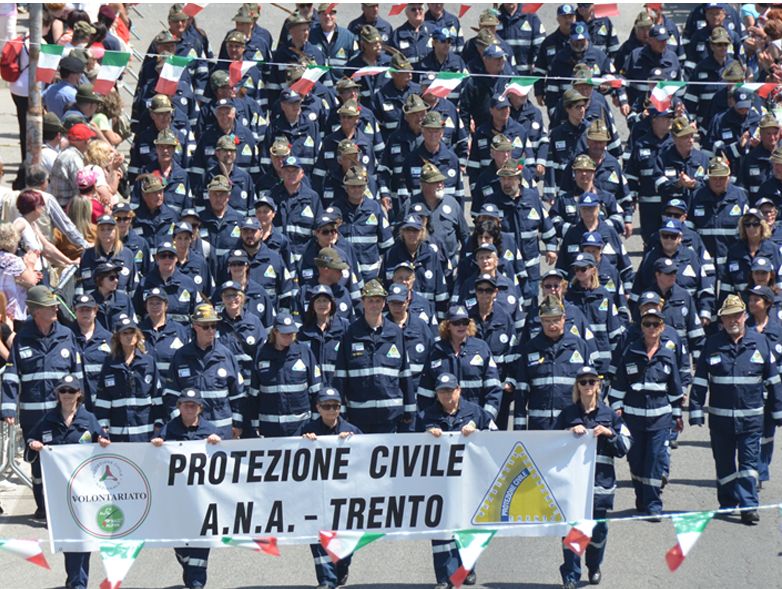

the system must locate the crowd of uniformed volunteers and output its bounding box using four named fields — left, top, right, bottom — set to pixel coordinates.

left=5, top=2, right=782, bottom=589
